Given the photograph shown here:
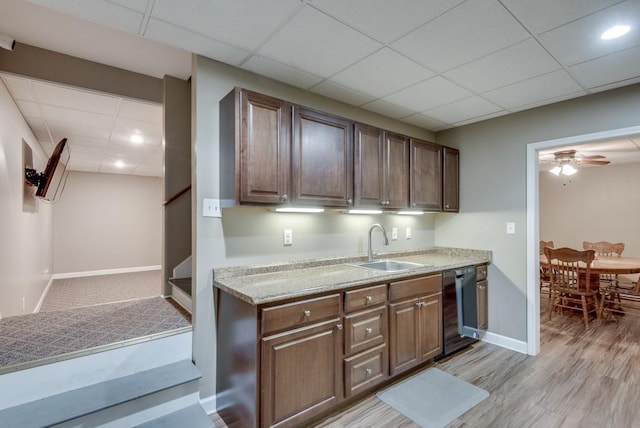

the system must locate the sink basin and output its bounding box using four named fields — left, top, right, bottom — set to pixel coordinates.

left=349, top=259, right=428, bottom=272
